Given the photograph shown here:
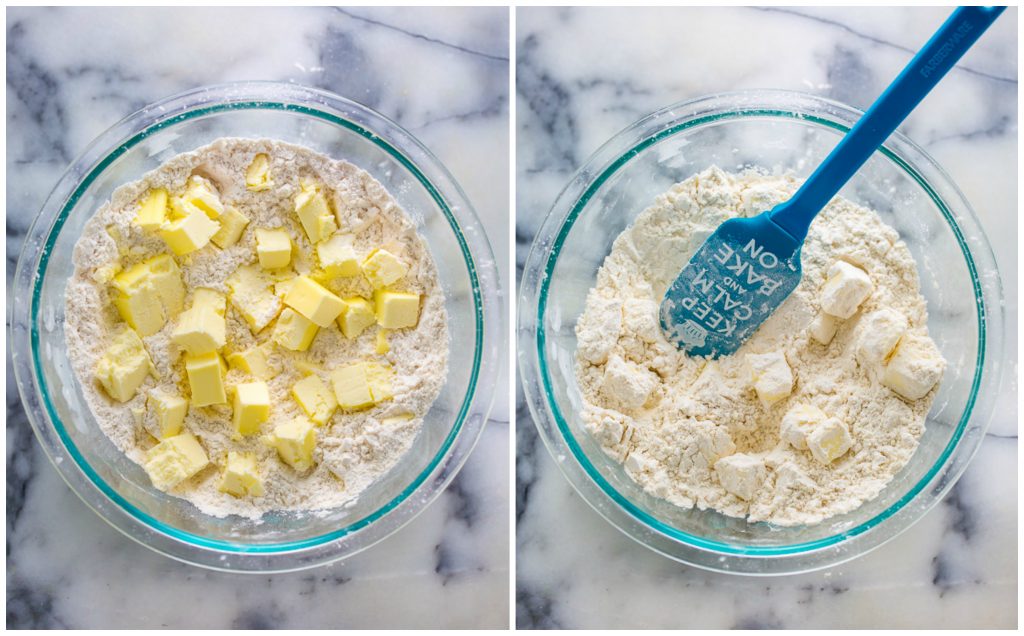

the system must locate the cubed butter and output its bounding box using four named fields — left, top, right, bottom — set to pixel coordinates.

left=218, top=451, right=264, bottom=497
left=331, top=362, right=375, bottom=410
left=373, top=289, right=420, bottom=329
left=245, top=153, right=273, bottom=192
left=184, top=351, right=227, bottom=407
left=148, top=390, right=188, bottom=438
left=227, top=346, right=271, bottom=379
left=806, top=418, right=853, bottom=465
left=316, top=234, right=360, bottom=277
left=294, top=184, right=337, bottom=243
left=855, top=309, right=908, bottom=370
left=273, top=277, right=298, bottom=299
left=361, top=248, right=408, bottom=288
left=134, top=188, right=168, bottom=231
left=338, top=296, right=376, bottom=339
left=181, top=175, right=224, bottom=219
left=713, top=453, right=766, bottom=501
left=232, top=381, right=270, bottom=436
left=779, top=403, right=827, bottom=450
left=820, top=261, right=873, bottom=319
left=809, top=312, right=838, bottom=345
left=144, top=432, right=209, bottom=492
left=365, top=361, right=394, bottom=402
left=144, top=253, right=186, bottom=314
left=881, top=333, right=945, bottom=400
left=160, top=210, right=220, bottom=255
left=111, top=265, right=164, bottom=336
left=746, top=351, right=794, bottom=407
left=375, top=330, right=390, bottom=355
left=291, top=375, right=337, bottom=425
left=255, top=228, right=292, bottom=269
left=272, top=308, right=319, bottom=352
left=210, top=206, right=250, bottom=248
left=110, top=254, right=185, bottom=336
left=171, top=288, right=227, bottom=355
left=283, top=276, right=345, bottom=327
left=95, top=328, right=153, bottom=403
left=268, top=418, right=317, bottom=472
left=227, top=265, right=283, bottom=333
left=381, top=412, right=414, bottom=427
